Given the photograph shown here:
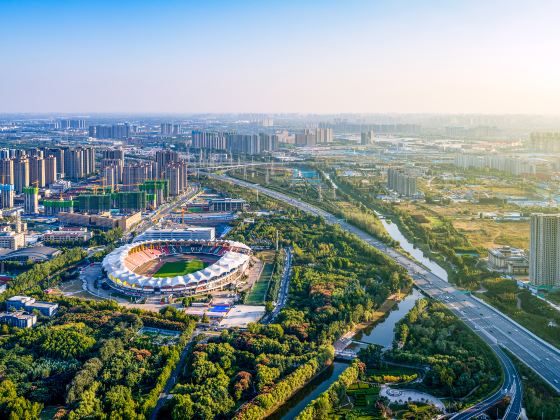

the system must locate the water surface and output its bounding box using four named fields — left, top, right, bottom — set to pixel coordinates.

left=380, top=218, right=448, bottom=281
